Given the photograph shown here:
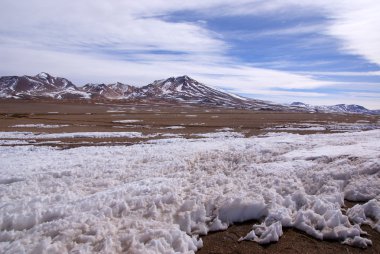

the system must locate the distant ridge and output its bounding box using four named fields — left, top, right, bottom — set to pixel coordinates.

left=290, top=102, right=379, bottom=115
left=0, top=72, right=90, bottom=99
left=0, top=73, right=378, bottom=114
